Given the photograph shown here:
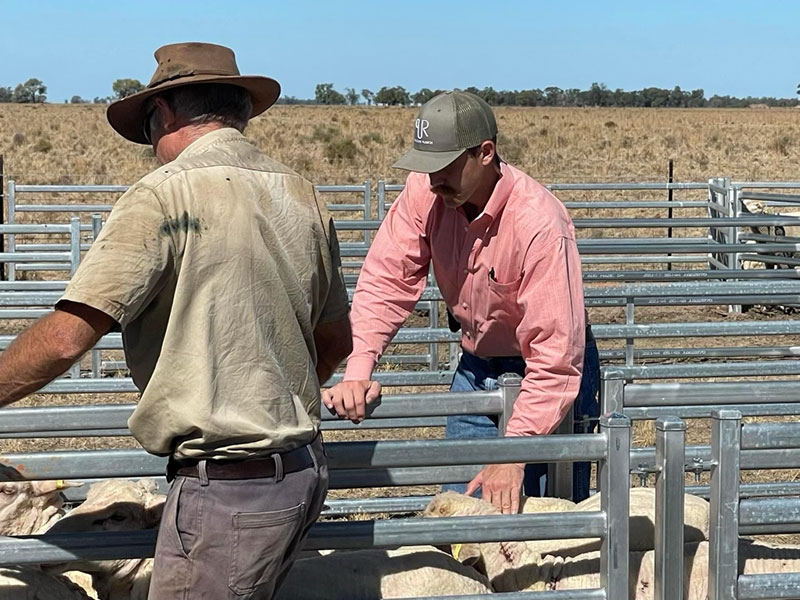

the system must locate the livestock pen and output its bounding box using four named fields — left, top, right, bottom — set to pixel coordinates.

left=1, top=177, right=800, bottom=598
